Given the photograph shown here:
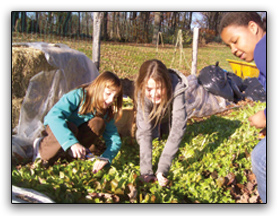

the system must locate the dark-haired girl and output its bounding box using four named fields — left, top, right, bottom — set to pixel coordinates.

left=220, top=12, right=266, bottom=203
